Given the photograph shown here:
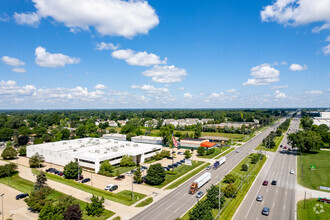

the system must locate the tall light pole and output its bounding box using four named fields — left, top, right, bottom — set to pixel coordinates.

left=77, top=159, right=80, bottom=183
left=218, top=181, right=221, bottom=220
left=1, top=193, right=4, bottom=220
